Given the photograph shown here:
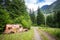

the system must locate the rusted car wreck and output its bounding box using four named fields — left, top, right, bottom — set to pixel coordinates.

left=4, top=24, right=28, bottom=33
